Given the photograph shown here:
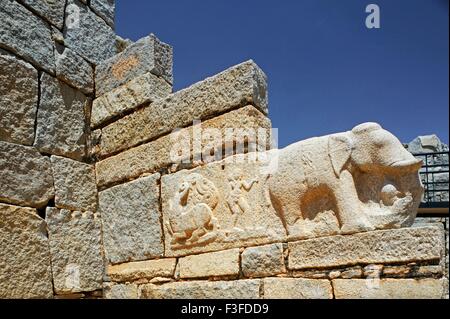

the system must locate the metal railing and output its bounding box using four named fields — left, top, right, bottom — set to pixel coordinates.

left=413, top=151, right=449, bottom=210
